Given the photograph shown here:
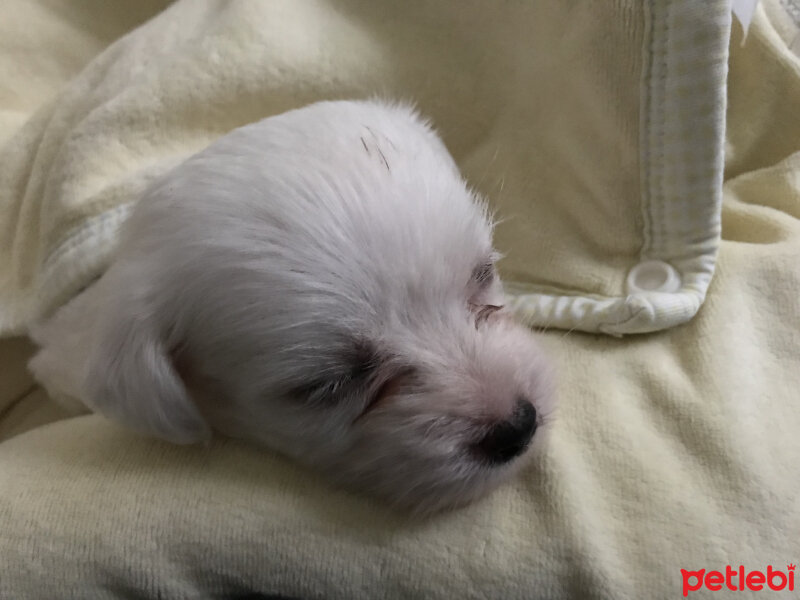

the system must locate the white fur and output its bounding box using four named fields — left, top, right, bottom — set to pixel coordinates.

left=29, top=100, right=554, bottom=513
